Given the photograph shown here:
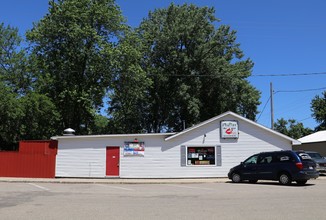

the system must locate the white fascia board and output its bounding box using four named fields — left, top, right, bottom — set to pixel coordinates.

left=51, top=132, right=176, bottom=140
